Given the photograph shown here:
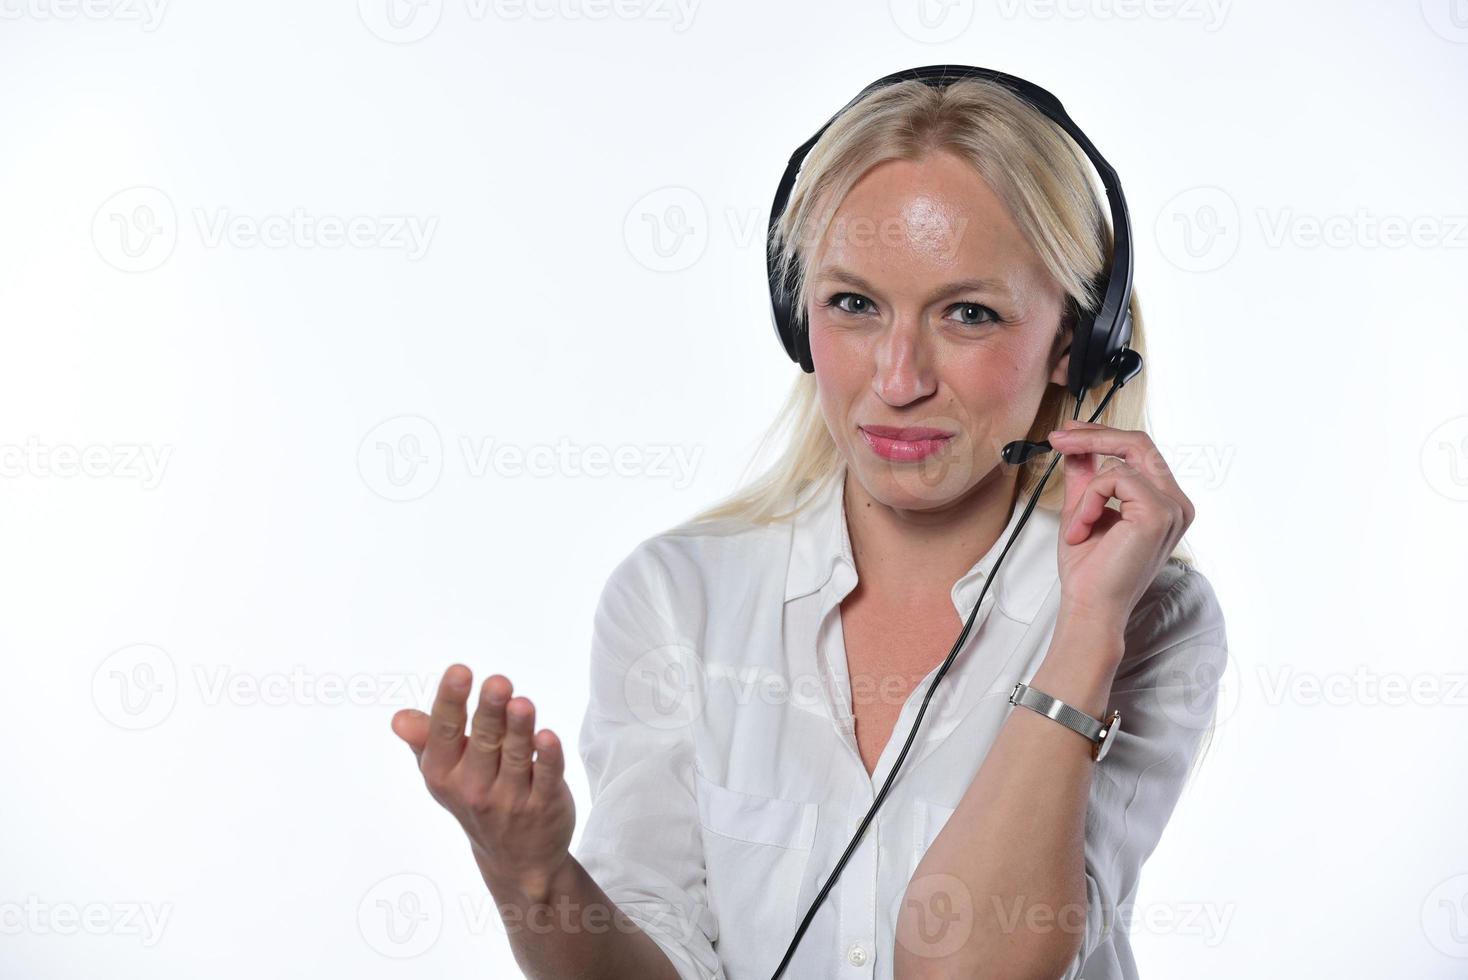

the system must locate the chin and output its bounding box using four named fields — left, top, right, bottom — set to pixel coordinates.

left=849, top=442, right=988, bottom=509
